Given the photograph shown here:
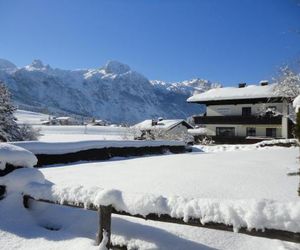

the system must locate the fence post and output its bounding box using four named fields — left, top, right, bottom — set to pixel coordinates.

left=96, top=205, right=112, bottom=248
